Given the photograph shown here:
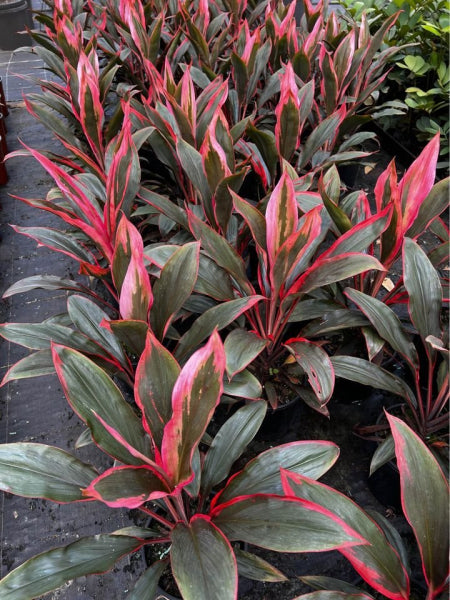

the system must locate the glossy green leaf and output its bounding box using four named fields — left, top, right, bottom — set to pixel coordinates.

left=171, top=516, right=237, bottom=600
left=224, top=329, right=268, bottom=378
left=223, top=369, right=262, bottom=399
left=283, top=472, right=410, bottom=600
left=403, top=238, right=442, bottom=343
left=108, top=320, right=149, bottom=356
left=188, top=211, right=251, bottom=292
left=345, top=289, right=418, bottom=368
left=298, top=255, right=383, bottom=296
left=0, top=323, right=106, bottom=355
left=331, top=356, right=415, bottom=402
left=235, top=547, right=287, bottom=582
left=2, top=275, right=85, bottom=298
left=1, top=350, right=54, bottom=384
left=0, top=443, right=97, bottom=502
left=12, top=225, right=95, bottom=264
left=217, top=441, right=339, bottom=503
left=370, top=435, right=395, bottom=475
left=151, top=242, right=200, bottom=340
left=127, top=559, right=169, bottom=600
left=177, top=139, right=210, bottom=202
left=139, top=187, right=189, bottom=229
left=175, top=297, right=263, bottom=362
left=301, top=310, right=369, bottom=337
left=212, top=496, right=364, bottom=552
left=388, top=413, right=449, bottom=596
left=67, top=295, right=127, bottom=365
left=201, top=401, right=267, bottom=495
left=0, top=535, right=142, bottom=600
left=52, top=346, right=150, bottom=466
